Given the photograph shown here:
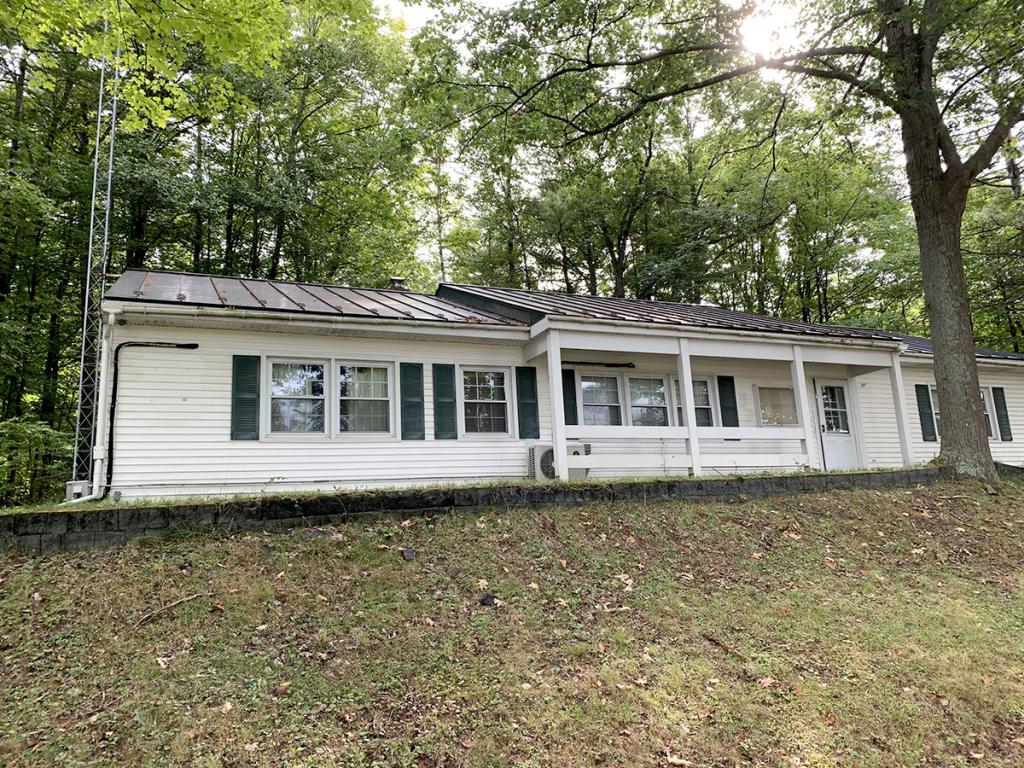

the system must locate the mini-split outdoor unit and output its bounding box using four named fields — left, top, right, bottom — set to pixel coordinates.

left=527, top=443, right=591, bottom=480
